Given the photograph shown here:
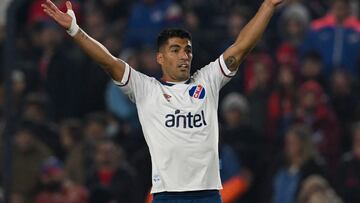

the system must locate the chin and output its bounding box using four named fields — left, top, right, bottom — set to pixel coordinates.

left=178, top=74, right=190, bottom=81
